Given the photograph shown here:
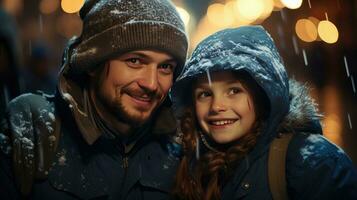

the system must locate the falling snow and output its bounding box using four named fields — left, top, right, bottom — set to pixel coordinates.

left=280, top=9, right=287, bottom=22
left=75, top=48, right=97, bottom=58
left=48, top=112, right=55, bottom=121
left=351, top=75, right=356, bottom=93
left=196, top=135, right=200, bottom=160
left=110, top=9, right=127, bottom=15
left=302, top=49, right=308, bottom=66
left=0, top=133, right=11, bottom=155
left=39, top=14, right=43, bottom=33
left=292, top=35, right=299, bottom=55
left=347, top=113, right=352, bottom=130
left=205, top=68, right=212, bottom=86
left=344, top=56, right=350, bottom=77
